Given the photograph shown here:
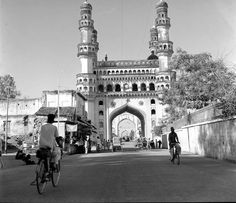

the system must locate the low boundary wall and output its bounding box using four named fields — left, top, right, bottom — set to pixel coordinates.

left=162, top=117, right=236, bottom=162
